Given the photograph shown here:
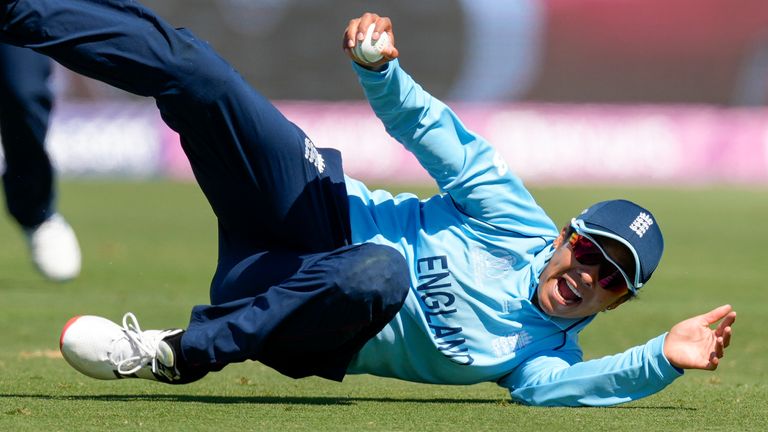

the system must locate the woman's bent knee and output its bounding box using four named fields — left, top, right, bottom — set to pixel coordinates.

left=333, top=243, right=410, bottom=309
